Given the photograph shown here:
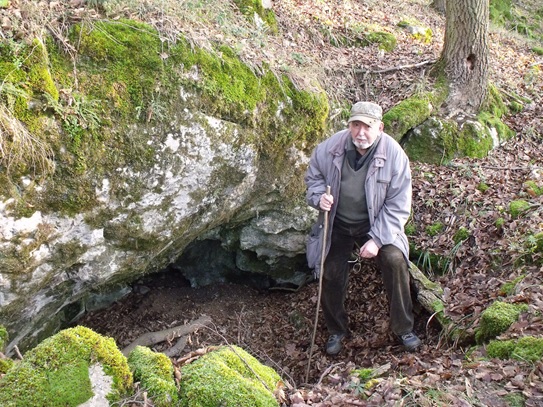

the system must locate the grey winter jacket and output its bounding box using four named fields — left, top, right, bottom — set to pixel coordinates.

left=305, top=129, right=412, bottom=275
